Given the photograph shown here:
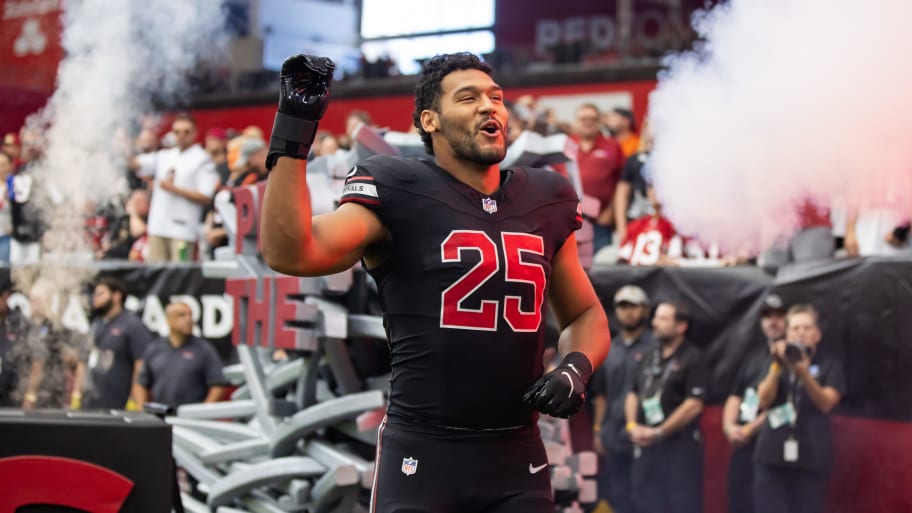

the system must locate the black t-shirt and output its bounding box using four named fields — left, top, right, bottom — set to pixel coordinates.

left=631, top=341, right=708, bottom=429
left=10, top=168, right=47, bottom=243
left=19, top=321, right=90, bottom=407
left=591, top=330, right=656, bottom=450
left=138, top=336, right=227, bottom=409
left=85, top=311, right=153, bottom=410
left=753, top=353, right=847, bottom=471
left=619, top=152, right=649, bottom=219
left=729, top=346, right=774, bottom=424
left=339, top=155, right=582, bottom=430
left=102, top=214, right=141, bottom=260
left=0, top=309, right=29, bottom=406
